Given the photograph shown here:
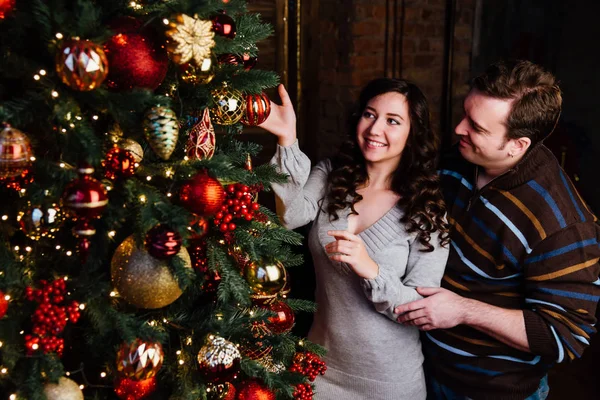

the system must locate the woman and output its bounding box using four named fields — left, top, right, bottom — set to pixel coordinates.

left=262, top=78, right=450, bottom=399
